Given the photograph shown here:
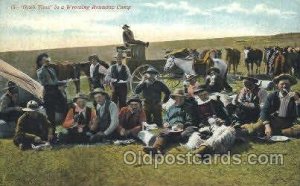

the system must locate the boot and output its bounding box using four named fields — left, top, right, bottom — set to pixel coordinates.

left=191, top=145, right=208, bottom=155
left=282, top=125, right=300, bottom=137
left=143, top=136, right=165, bottom=155
left=241, top=120, right=264, bottom=135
